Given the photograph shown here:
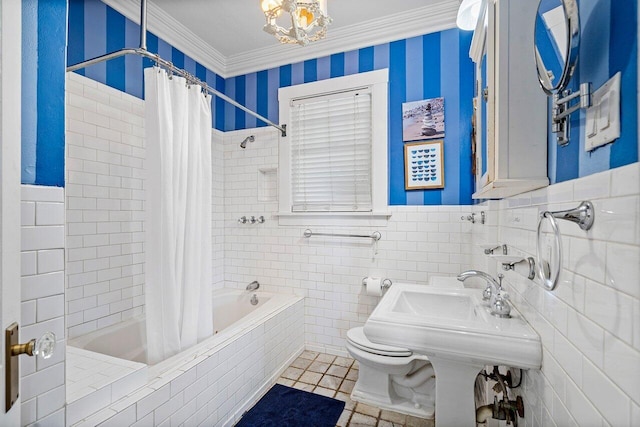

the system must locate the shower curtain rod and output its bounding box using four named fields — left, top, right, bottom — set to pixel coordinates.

left=65, top=0, right=287, bottom=137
